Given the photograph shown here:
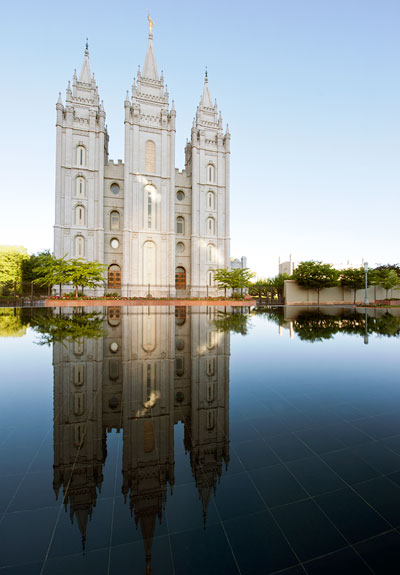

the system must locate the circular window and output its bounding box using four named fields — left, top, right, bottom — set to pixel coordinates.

left=111, top=183, right=120, bottom=195
left=177, top=191, right=184, bottom=201
left=176, top=242, right=184, bottom=254
left=110, top=342, right=119, bottom=353
left=175, top=391, right=184, bottom=403
left=111, top=238, right=119, bottom=249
